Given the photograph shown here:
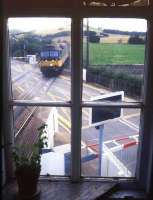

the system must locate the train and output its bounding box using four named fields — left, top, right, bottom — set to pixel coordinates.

left=39, top=42, right=69, bottom=76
